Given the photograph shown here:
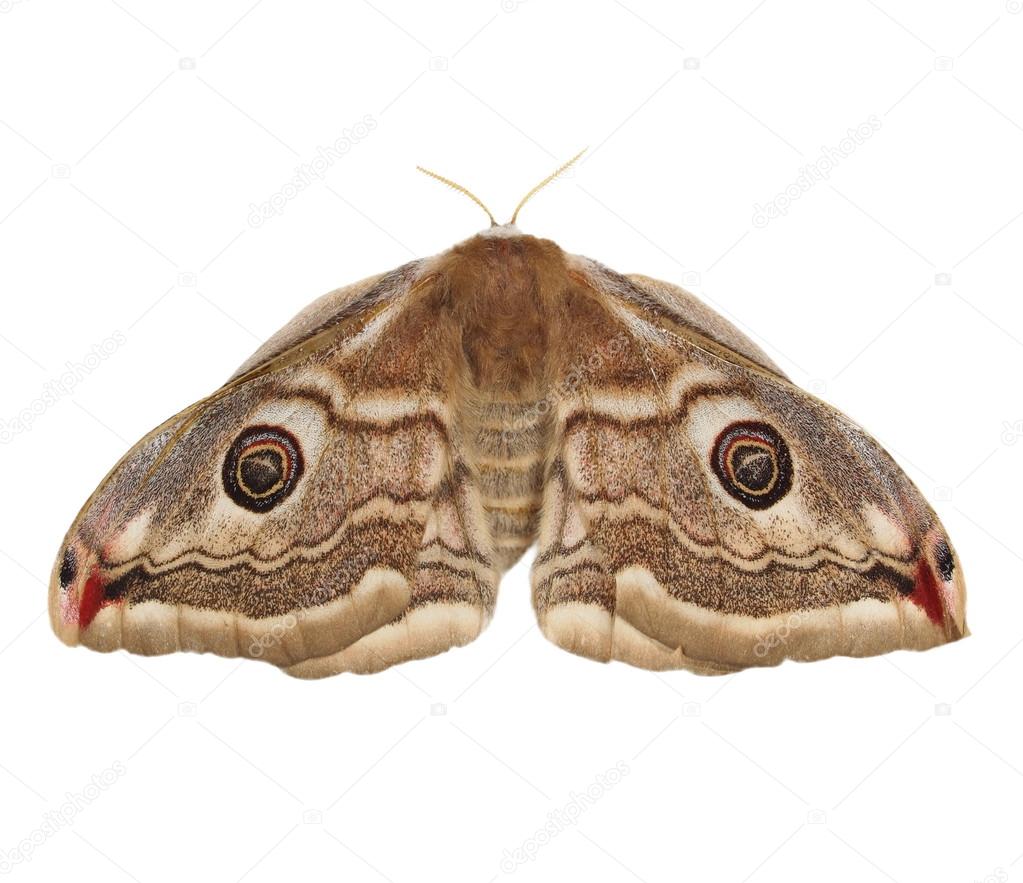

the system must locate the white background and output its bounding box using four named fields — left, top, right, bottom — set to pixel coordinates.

left=1, top=1, right=1021, bottom=881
